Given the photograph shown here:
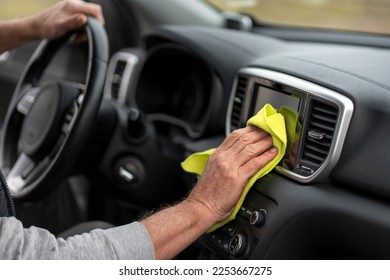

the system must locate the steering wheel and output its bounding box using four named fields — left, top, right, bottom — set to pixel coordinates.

left=0, top=17, right=108, bottom=200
